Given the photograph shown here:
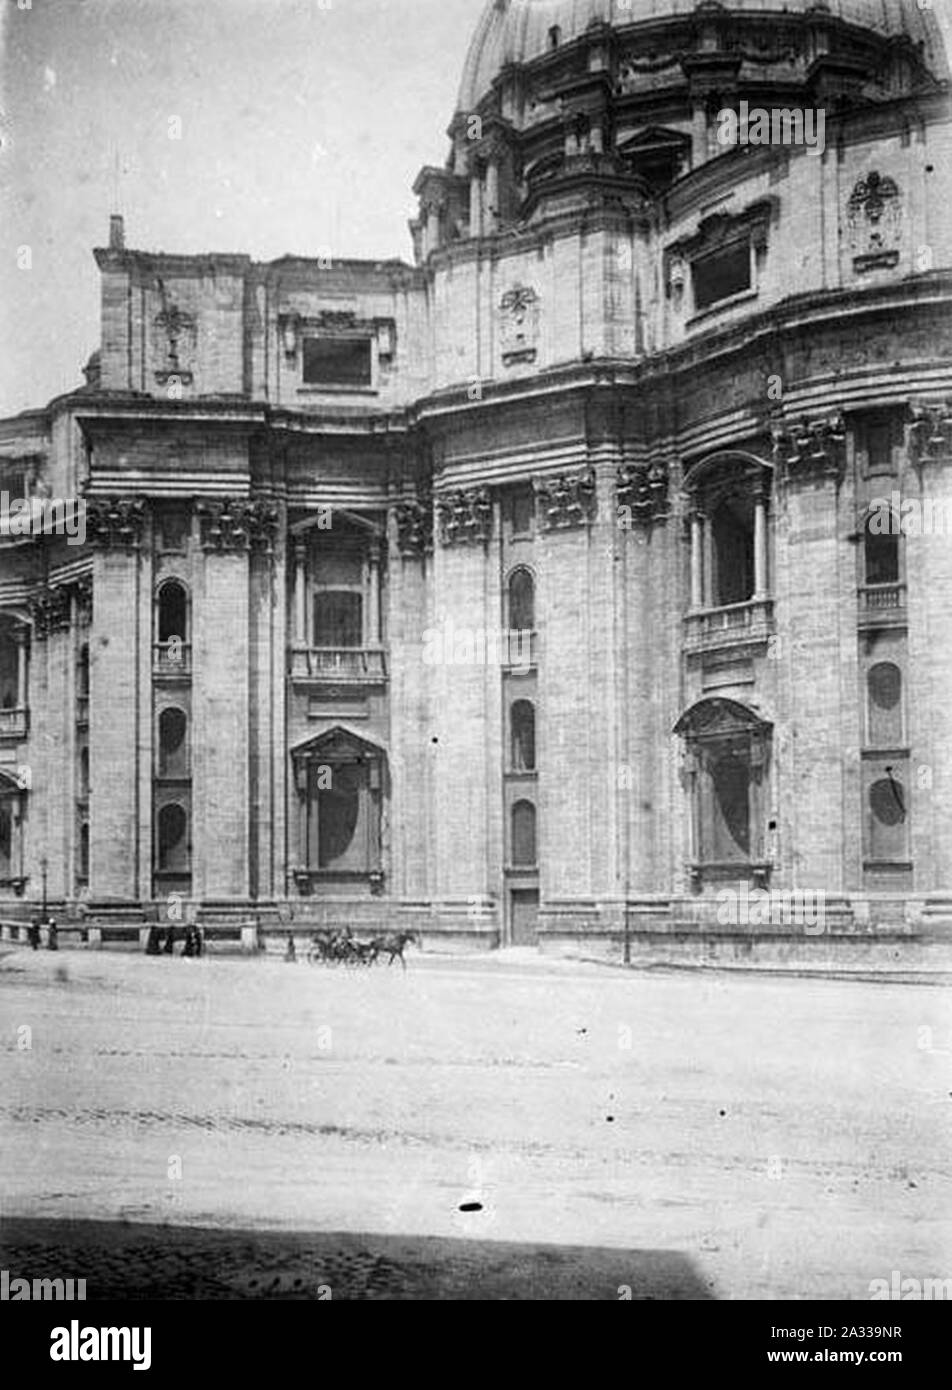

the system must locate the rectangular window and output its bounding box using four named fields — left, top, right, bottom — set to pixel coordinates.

left=303, top=337, right=373, bottom=388
left=0, top=469, right=29, bottom=503
left=313, top=591, right=363, bottom=648
left=692, top=242, right=751, bottom=312
left=858, top=412, right=903, bottom=478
